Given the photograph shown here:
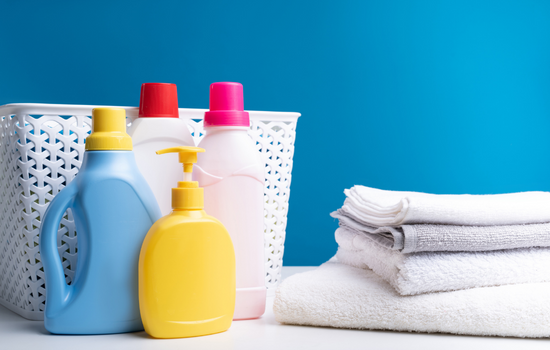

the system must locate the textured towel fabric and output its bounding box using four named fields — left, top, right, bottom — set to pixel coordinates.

left=342, top=186, right=550, bottom=226
left=332, top=209, right=550, bottom=253
left=273, top=260, right=550, bottom=338
left=335, top=227, right=550, bottom=295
